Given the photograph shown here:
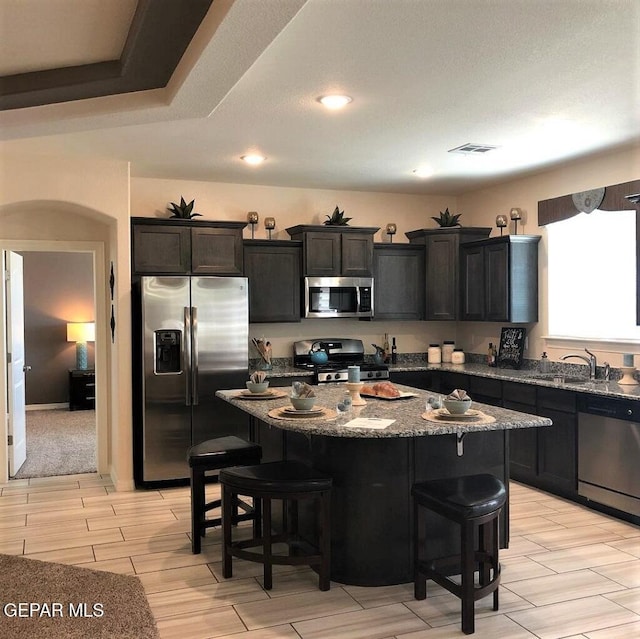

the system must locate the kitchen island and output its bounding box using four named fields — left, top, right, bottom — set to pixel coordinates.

left=217, top=383, right=552, bottom=586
